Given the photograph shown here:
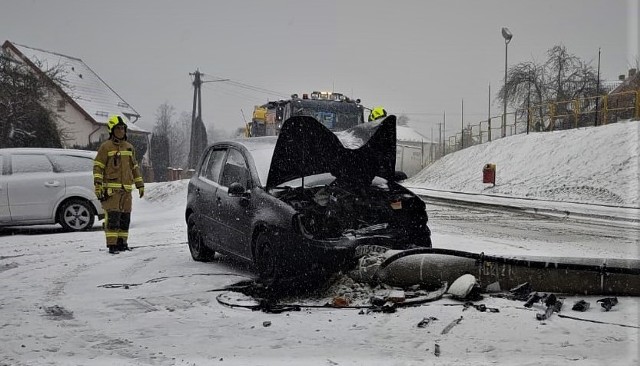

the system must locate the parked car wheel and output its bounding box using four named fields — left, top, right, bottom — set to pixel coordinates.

left=58, top=199, right=95, bottom=232
left=255, top=230, right=282, bottom=285
left=187, top=215, right=215, bottom=261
